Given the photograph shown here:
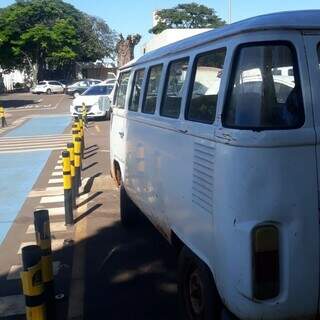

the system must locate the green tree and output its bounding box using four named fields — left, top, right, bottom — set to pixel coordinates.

left=0, top=0, right=117, bottom=84
left=150, top=2, right=225, bottom=34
